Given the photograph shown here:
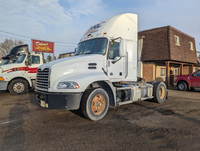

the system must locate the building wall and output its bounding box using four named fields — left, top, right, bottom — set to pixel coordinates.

left=155, top=65, right=166, bottom=82
left=143, top=62, right=186, bottom=83
left=182, top=66, right=190, bottom=75
left=139, top=27, right=169, bottom=62
left=139, top=26, right=197, bottom=64
left=143, top=62, right=155, bottom=82
left=169, top=27, right=197, bottom=63
left=58, top=53, right=73, bottom=59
